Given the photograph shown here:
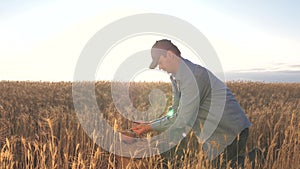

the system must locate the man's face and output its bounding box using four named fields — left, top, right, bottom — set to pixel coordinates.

left=158, top=54, right=172, bottom=73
